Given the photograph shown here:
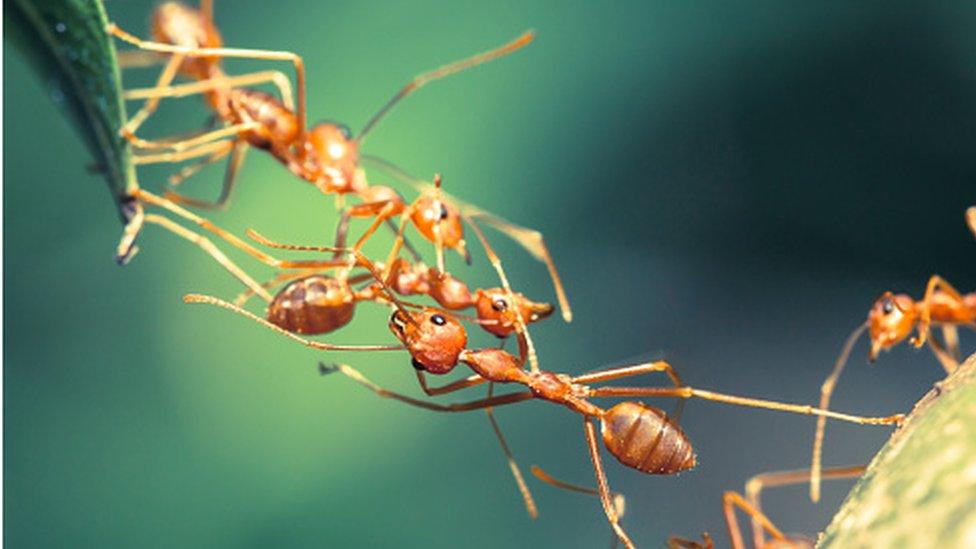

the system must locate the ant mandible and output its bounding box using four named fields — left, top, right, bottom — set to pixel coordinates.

left=668, top=465, right=865, bottom=549
left=809, top=275, right=975, bottom=502
left=184, top=268, right=904, bottom=549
